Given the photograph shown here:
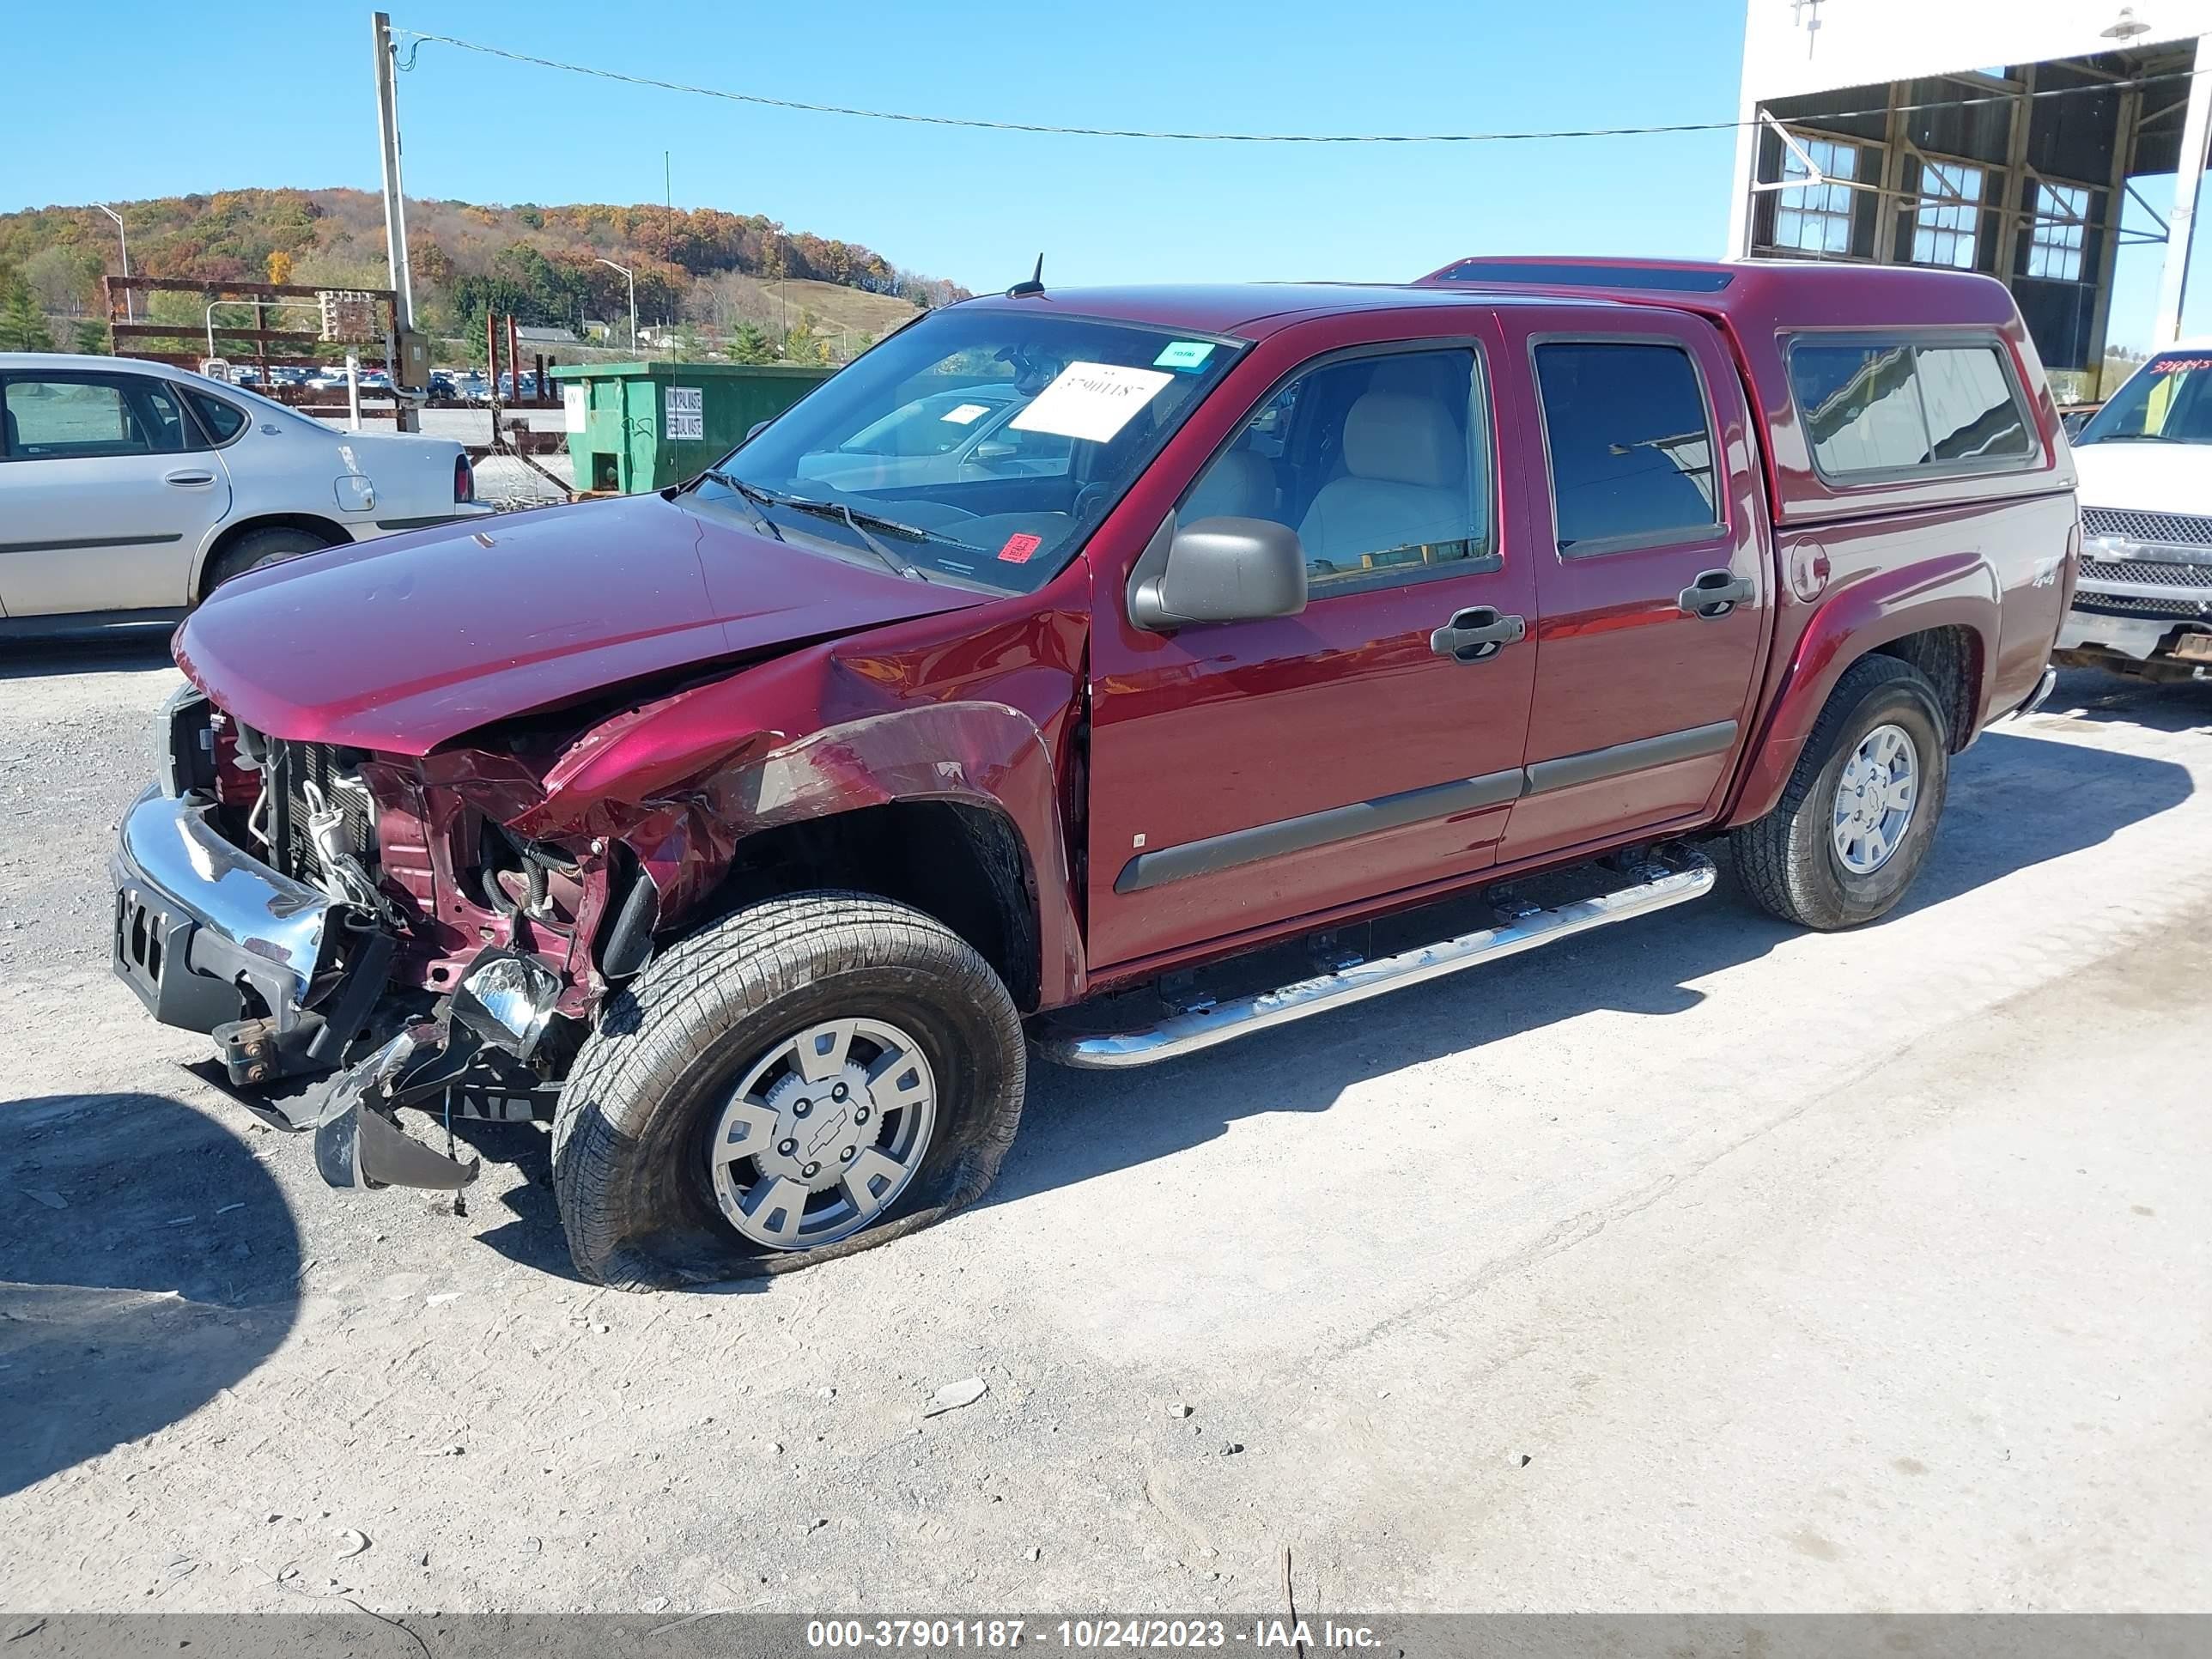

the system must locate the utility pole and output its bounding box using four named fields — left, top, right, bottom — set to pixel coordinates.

left=665, top=150, right=672, bottom=210
left=371, top=10, right=422, bottom=429
left=96, top=205, right=133, bottom=322
left=598, top=258, right=638, bottom=353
